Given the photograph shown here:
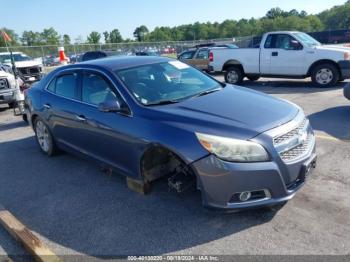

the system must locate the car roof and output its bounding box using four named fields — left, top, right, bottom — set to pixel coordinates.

left=73, top=55, right=173, bottom=71
left=267, top=31, right=301, bottom=34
